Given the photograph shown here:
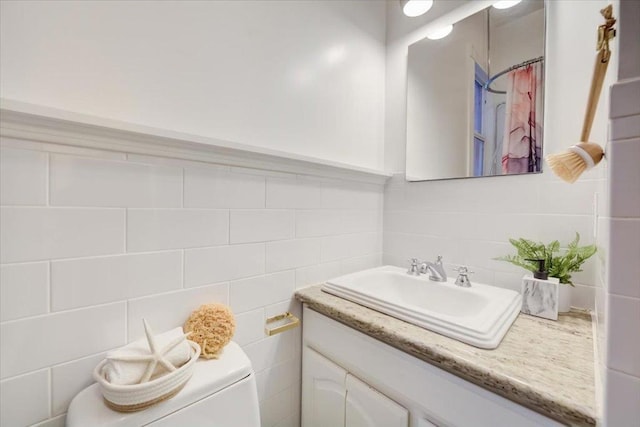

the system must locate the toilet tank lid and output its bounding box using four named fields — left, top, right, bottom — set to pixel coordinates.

left=66, top=341, right=253, bottom=427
